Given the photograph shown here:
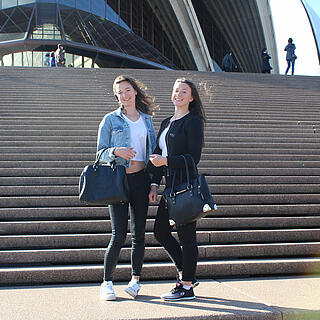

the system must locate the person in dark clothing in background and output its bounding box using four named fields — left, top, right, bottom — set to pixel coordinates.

left=284, top=38, right=296, bottom=75
left=261, top=47, right=272, bottom=73
left=222, top=50, right=237, bottom=72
